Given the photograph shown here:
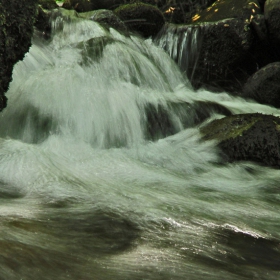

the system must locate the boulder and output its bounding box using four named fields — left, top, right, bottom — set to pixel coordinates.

left=38, top=0, right=59, bottom=9
left=264, top=0, right=280, bottom=59
left=62, top=0, right=93, bottom=12
left=191, top=0, right=261, bottom=23
left=114, top=3, right=165, bottom=38
left=0, top=0, right=38, bottom=111
left=190, top=0, right=261, bottom=92
left=159, top=0, right=216, bottom=24
left=242, top=62, right=280, bottom=108
left=62, top=0, right=124, bottom=12
left=200, top=113, right=280, bottom=167
left=34, top=6, right=52, bottom=39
